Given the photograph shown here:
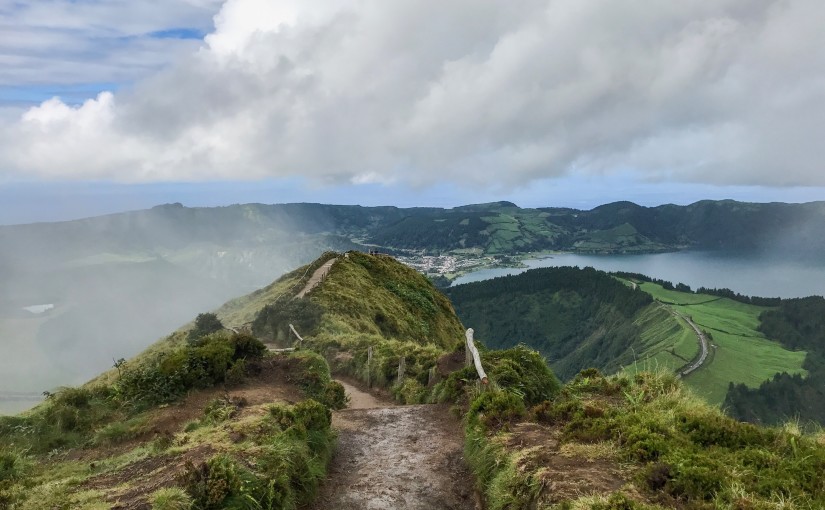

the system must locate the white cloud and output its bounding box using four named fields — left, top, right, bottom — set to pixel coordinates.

left=1, top=0, right=824, bottom=187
